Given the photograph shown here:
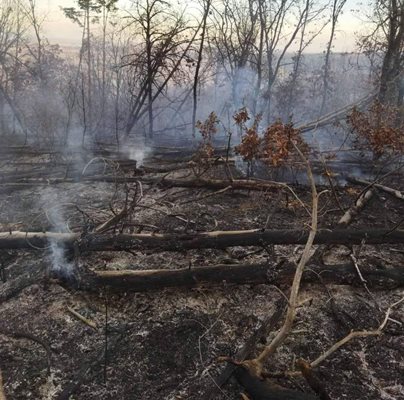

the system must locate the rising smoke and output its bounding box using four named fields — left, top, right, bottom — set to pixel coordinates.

left=39, top=189, right=74, bottom=278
